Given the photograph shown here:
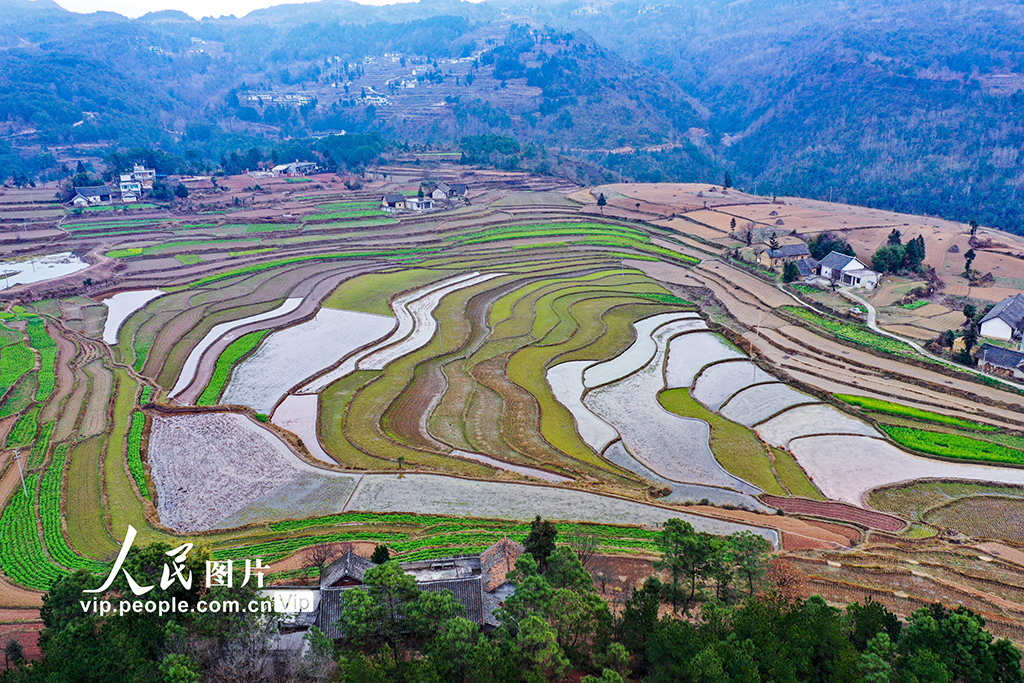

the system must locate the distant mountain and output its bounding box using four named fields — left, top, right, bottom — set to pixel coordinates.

left=1, top=0, right=1022, bottom=233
